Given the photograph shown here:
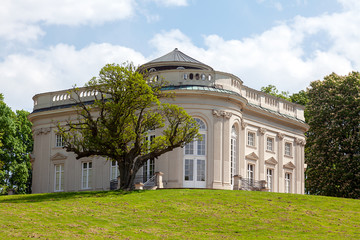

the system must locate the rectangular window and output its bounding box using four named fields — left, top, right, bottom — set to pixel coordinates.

left=54, top=164, right=64, bottom=191
left=247, top=132, right=255, bottom=147
left=184, top=159, right=194, bottom=181
left=197, top=134, right=206, bottom=155
left=267, top=137, right=274, bottom=151
left=55, top=134, right=64, bottom=147
left=247, top=164, right=254, bottom=185
left=110, top=161, right=120, bottom=180
left=143, top=134, right=155, bottom=182
left=185, top=141, right=194, bottom=155
left=82, top=162, right=92, bottom=189
left=285, top=173, right=291, bottom=193
left=196, top=159, right=205, bottom=181
left=285, top=142, right=292, bottom=156
left=266, top=169, right=273, bottom=192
